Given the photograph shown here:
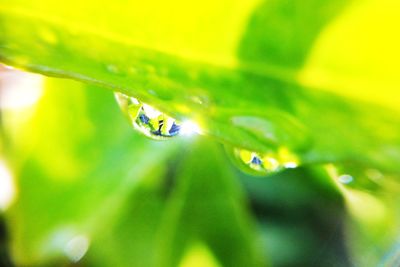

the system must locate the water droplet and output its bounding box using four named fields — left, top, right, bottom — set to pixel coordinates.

left=187, top=90, right=211, bottom=109
left=146, top=87, right=174, bottom=101
left=365, top=169, right=383, bottom=181
left=229, top=147, right=300, bottom=176
left=106, top=64, right=119, bottom=73
left=326, top=164, right=384, bottom=191
left=231, top=113, right=310, bottom=151
left=114, top=92, right=200, bottom=140
left=148, top=89, right=158, bottom=96
left=190, top=96, right=204, bottom=105
left=44, top=227, right=89, bottom=262
left=64, top=235, right=90, bottom=263
left=338, top=174, right=354, bottom=184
